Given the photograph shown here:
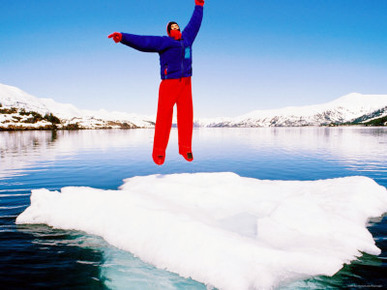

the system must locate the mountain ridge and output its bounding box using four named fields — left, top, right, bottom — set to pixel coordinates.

left=196, top=93, right=387, bottom=127
left=1, top=83, right=386, bottom=130
left=0, top=83, right=154, bottom=129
